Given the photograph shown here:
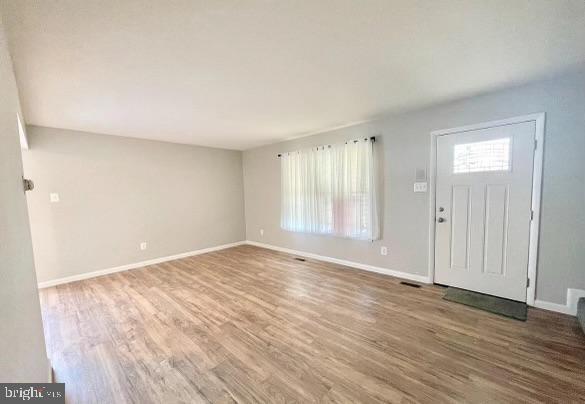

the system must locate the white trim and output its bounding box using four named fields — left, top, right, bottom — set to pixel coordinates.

left=429, top=113, right=545, bottom=137
left=37, top=241, right=246, bottom=288
left=246, top=240, right=432, bottom=284
left=527, top=114, right=545, bottom=306
left=567, top=288, right=585, bottom=316
left=36, top=236, right=577, bottom=316
left=47, top=357, right=53, bottom=383
left=534, top=300, right=573, bottom=315
left=532, top=288, right=584, bottom=316
left=17, top=112, right=29, bottom=150
left=428, top=113, right=545, bottom=305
